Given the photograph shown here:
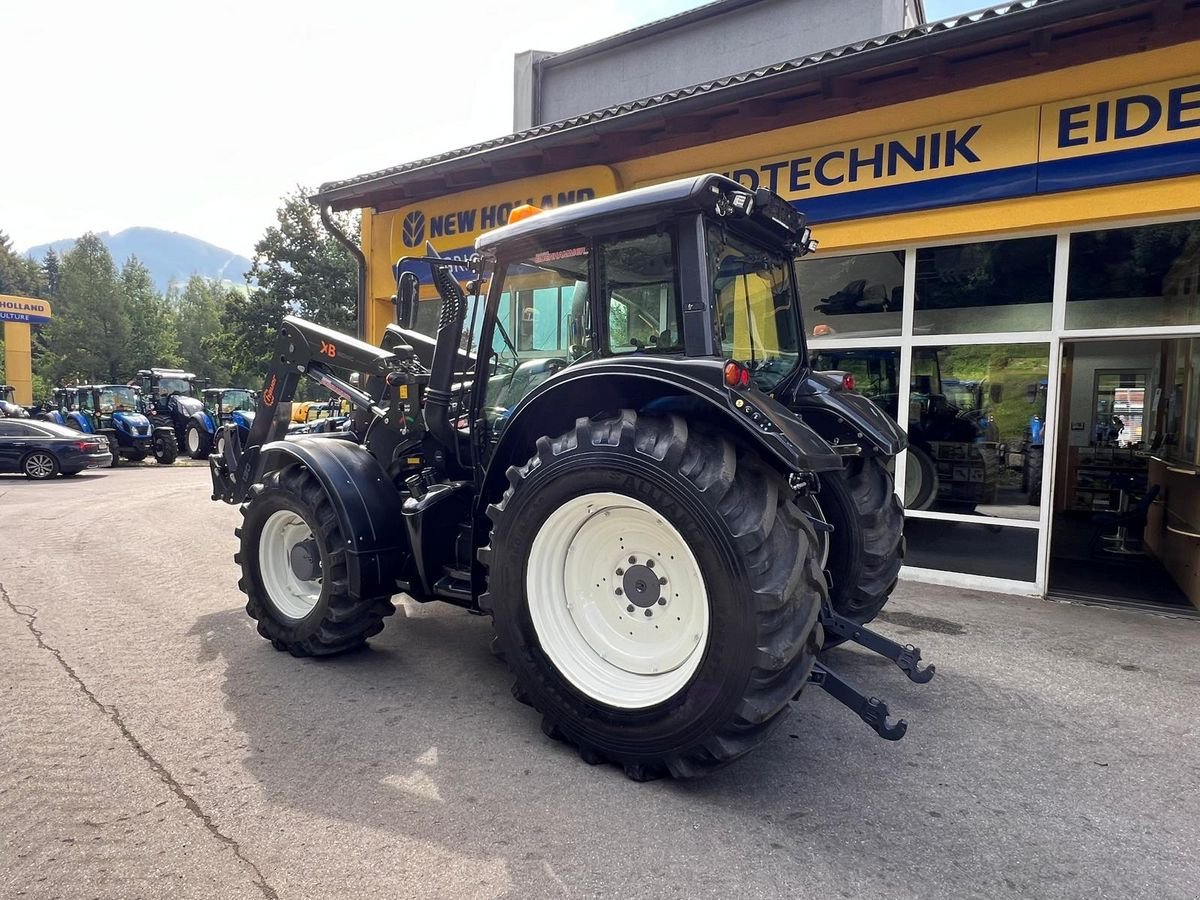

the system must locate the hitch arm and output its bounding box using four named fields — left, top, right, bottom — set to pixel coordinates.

left=805, top=662, right=908, bottom=741
left=820, top=602, right=935, bottom=684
